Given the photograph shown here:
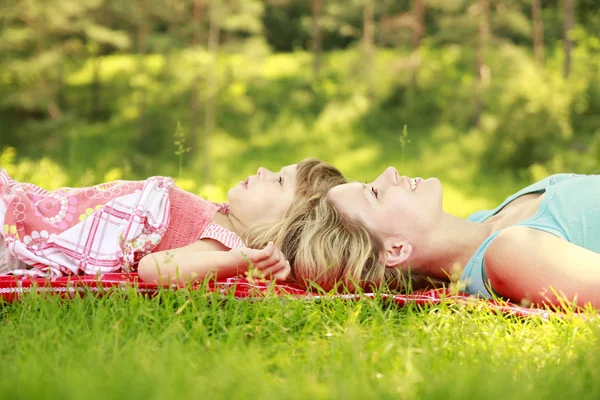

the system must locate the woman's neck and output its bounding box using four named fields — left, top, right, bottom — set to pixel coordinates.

left=413, top=212, right=496, bottom=280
